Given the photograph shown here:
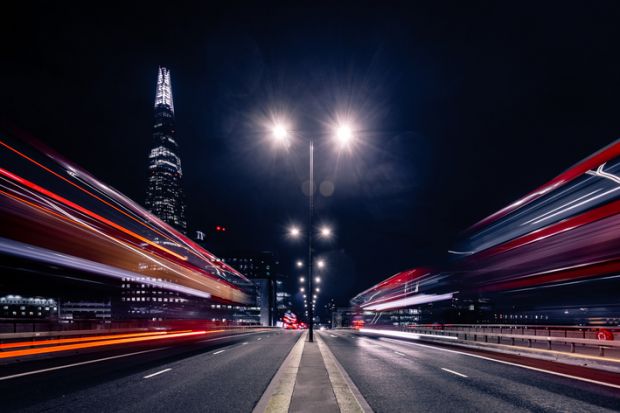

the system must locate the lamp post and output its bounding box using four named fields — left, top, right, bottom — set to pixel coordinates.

left=275, top=121, right=354, bottom=342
